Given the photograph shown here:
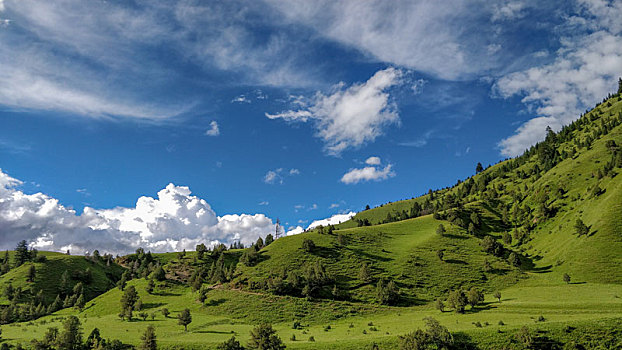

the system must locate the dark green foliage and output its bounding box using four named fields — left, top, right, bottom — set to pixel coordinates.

left=217, top=336, right=244, bottom=350
left=508, top=252, right=521, bottom=267
left=301, top=238, right=316, bottom=252
left=150, top=266, right=166, bottom=281
left=247, top=323, right=285, bottom=350
left=467, top=287, right=484, bottom=308
left=398, top=317, right=453, bottom=350
left=240, top=248, right=260, bottom=267
left=563, top=273, right=571, bottom=284
left=265, top=234, right=274, bottom=246
left=436, top=224, right=445, bottom=236
left=196, top=243, right=207, bottom=260
left=436, top=249, right=444, bottom=261
left=120, top=286, right=139, bottom=321
left=358, top=262, right=372, bottom=283
left=27, top=264, right=36, bottom=282
left=161, top=308, right=169, bottom=318
left=574, top=218, right=589, bottom=236
left=139, top=326, right=157, bottom=350
left=57, top=316, right=82, bottom=350
left=14, top=240, right=30, bottom=267
left=447, top=290, right=467, bottom=313
left=476, top=162, right=484, bottom=173
left=494, top=291, right=501, bottom=302
left=376, top=278, right=399, bottom=305
left=481, top=236, right=503, bottom=256
left=178, top=308, right=192, bottom=331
